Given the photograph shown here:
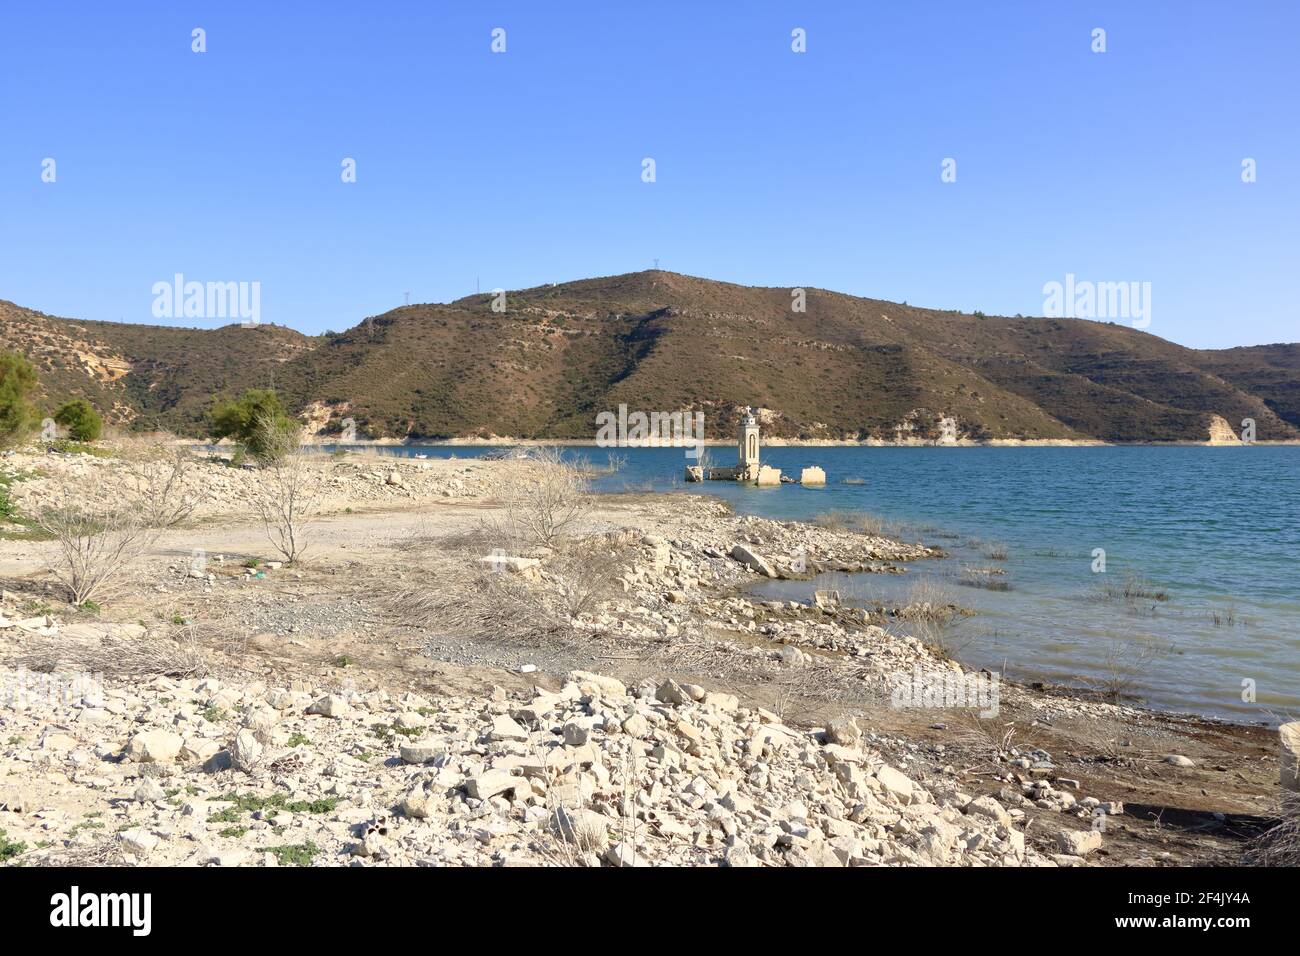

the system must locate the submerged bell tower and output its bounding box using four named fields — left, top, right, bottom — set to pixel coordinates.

left=737, top=406, right=760, bottom=481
